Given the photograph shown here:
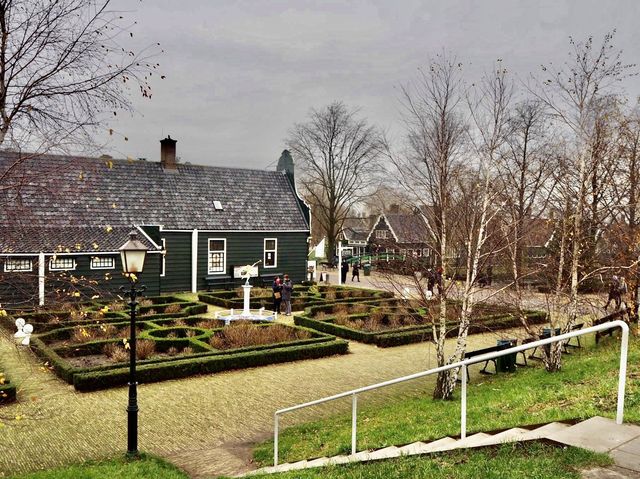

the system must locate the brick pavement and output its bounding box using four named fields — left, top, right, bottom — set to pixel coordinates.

left=0, top=307, right=517, bottom=478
